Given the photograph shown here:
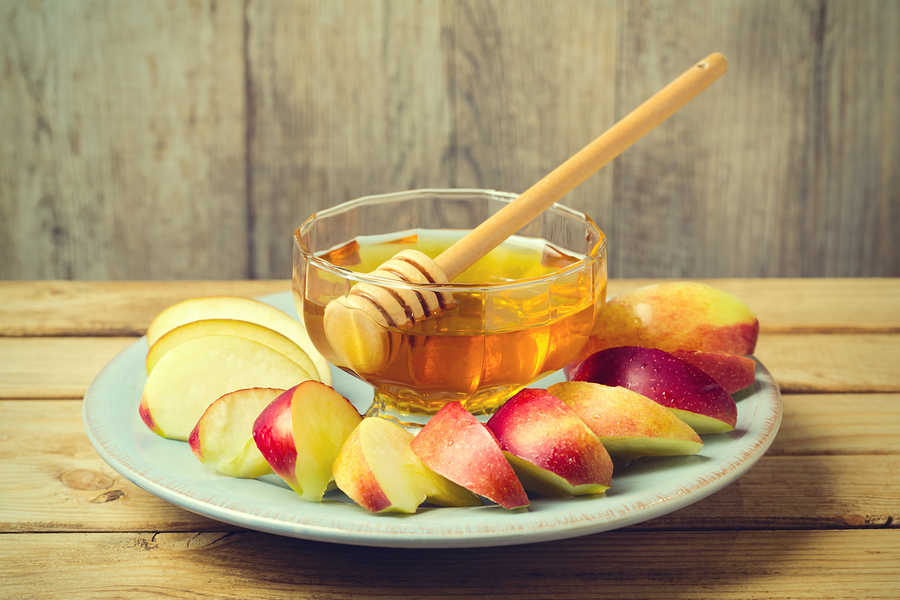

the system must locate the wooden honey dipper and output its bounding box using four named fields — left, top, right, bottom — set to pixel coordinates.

left=324, top=53, right=728, bottom=375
